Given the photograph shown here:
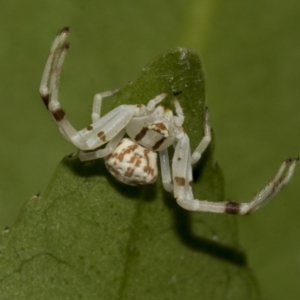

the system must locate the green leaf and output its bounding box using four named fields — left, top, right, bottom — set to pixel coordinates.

left=0, top=48, right=259, bottom=299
